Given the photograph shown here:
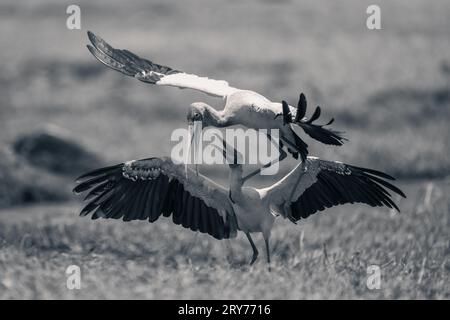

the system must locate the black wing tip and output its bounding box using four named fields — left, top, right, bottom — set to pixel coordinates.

left=349, top=165, right=397, bottom=181
left=75, top=170, right=100, bottom=184
left=73, top=183, right=95, bottom=196
left=334, top=166, right=405, bottom=210
left=288, top=92, right=346, bottom=146
left=281, top=100, right=291, bottom=114
left=299, top=124, right=347, bottom=146
left=389, top=182, right=406, bottom=198
left=291, top=161, right=406, bottom=219
left=281, top=100, right=293, bottom=125
left=76, top=163, right=123, bottom=181
left=87, top=31, right=99, bottom=49
left=85, top=44, right=109, bottom=67
left=307, top=106, right=321, bottom=123
left=395, top=188, right=407, bottom=199
left=331, top=133, right=348, bottom=145
left=73, top=164, right=124, bottom=198
left=295, top=93, right=307, bottom=121
left=351, top=165, right=407, bottom=199
left=86, top=44, right=97, bottom=56
left=87, top=30, right=101, bottom=45
left=73, top=183, right=87, bottom=194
